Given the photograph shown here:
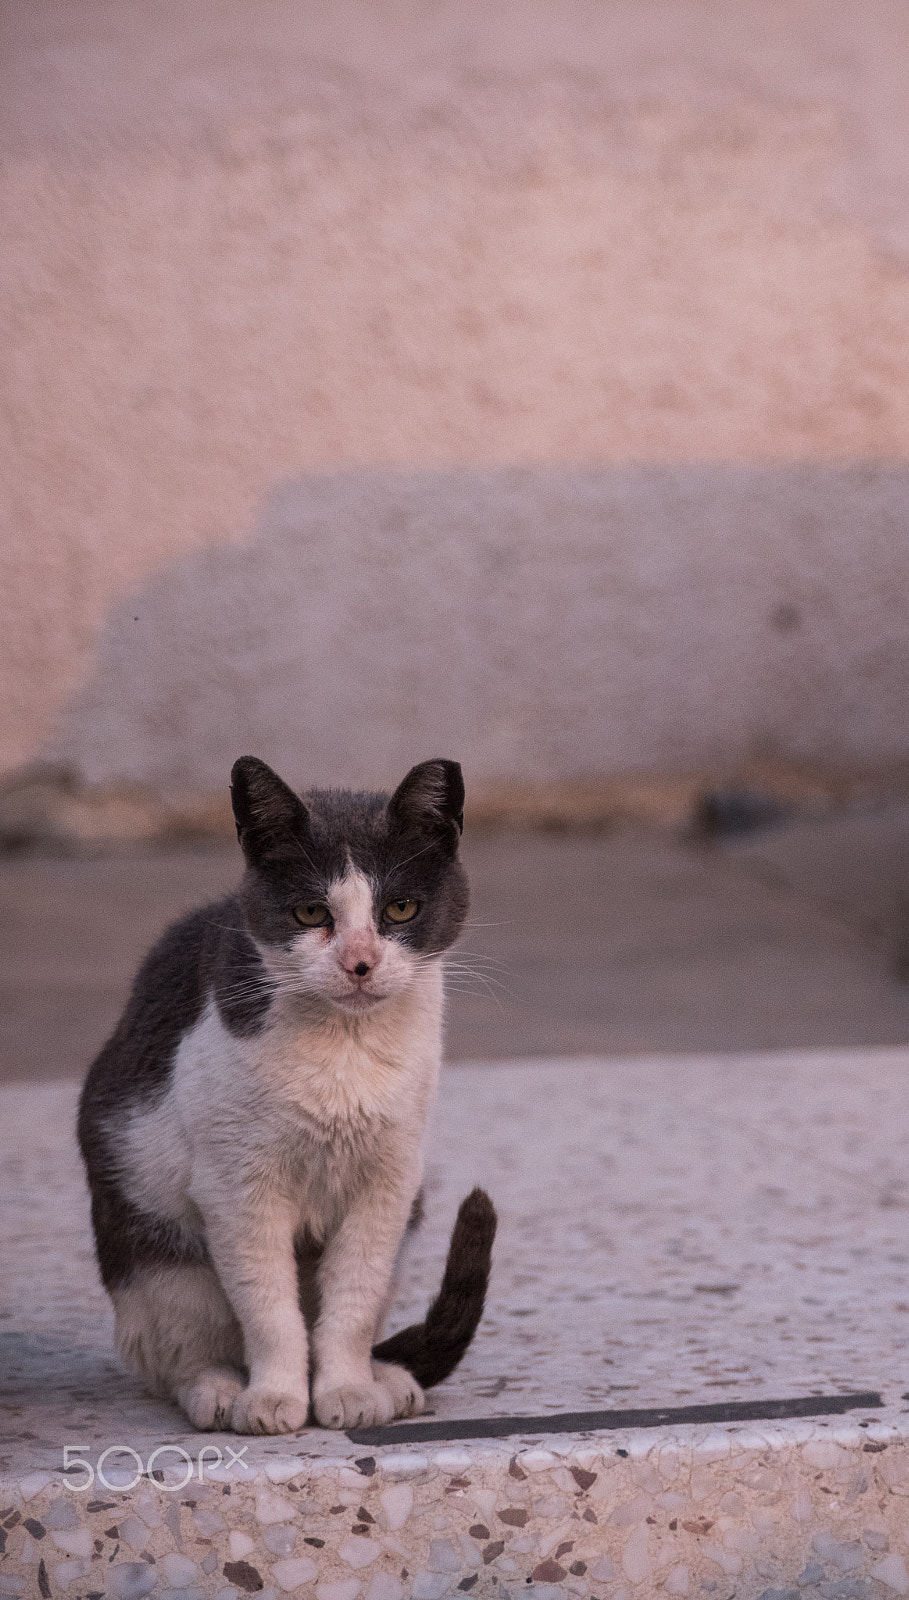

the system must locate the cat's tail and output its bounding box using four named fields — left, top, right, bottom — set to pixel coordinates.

left=372, top=1187, right=497, bottom=1389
